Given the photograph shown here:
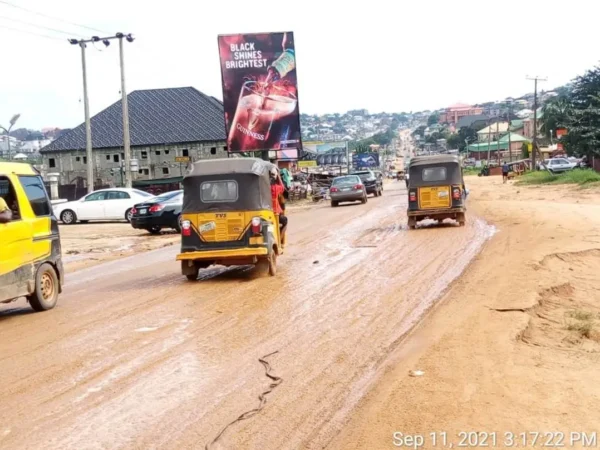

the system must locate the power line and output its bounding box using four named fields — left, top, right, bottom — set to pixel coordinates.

left=0, top=0, right=108, bottom=33
left=0, top=14, right=86, bottom=37
left=0, top=22, right=64, bottom=41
